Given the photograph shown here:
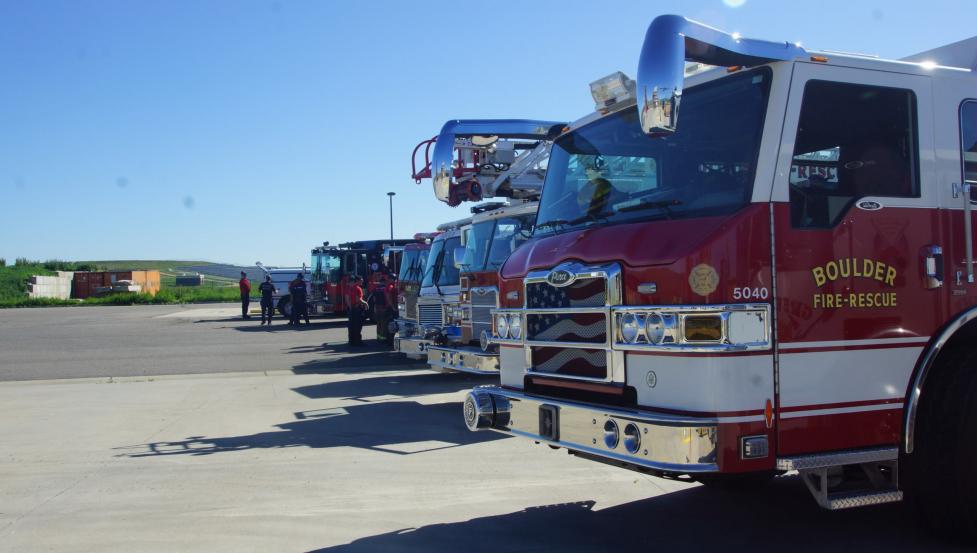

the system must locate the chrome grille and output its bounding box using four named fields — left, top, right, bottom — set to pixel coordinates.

left=418, top=303, right=444, bottom=327
left=404, top=295, right=418, bottom=321
left=470, top=288, right=497, bottom=339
